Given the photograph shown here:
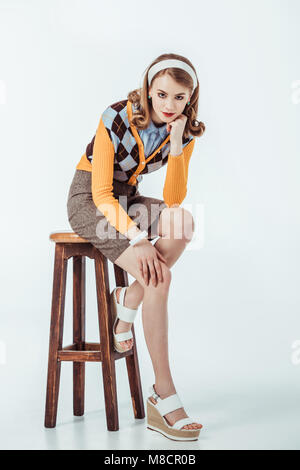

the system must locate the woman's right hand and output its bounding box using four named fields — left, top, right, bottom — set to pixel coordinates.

left=133, top=238, right=167, bottom=287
